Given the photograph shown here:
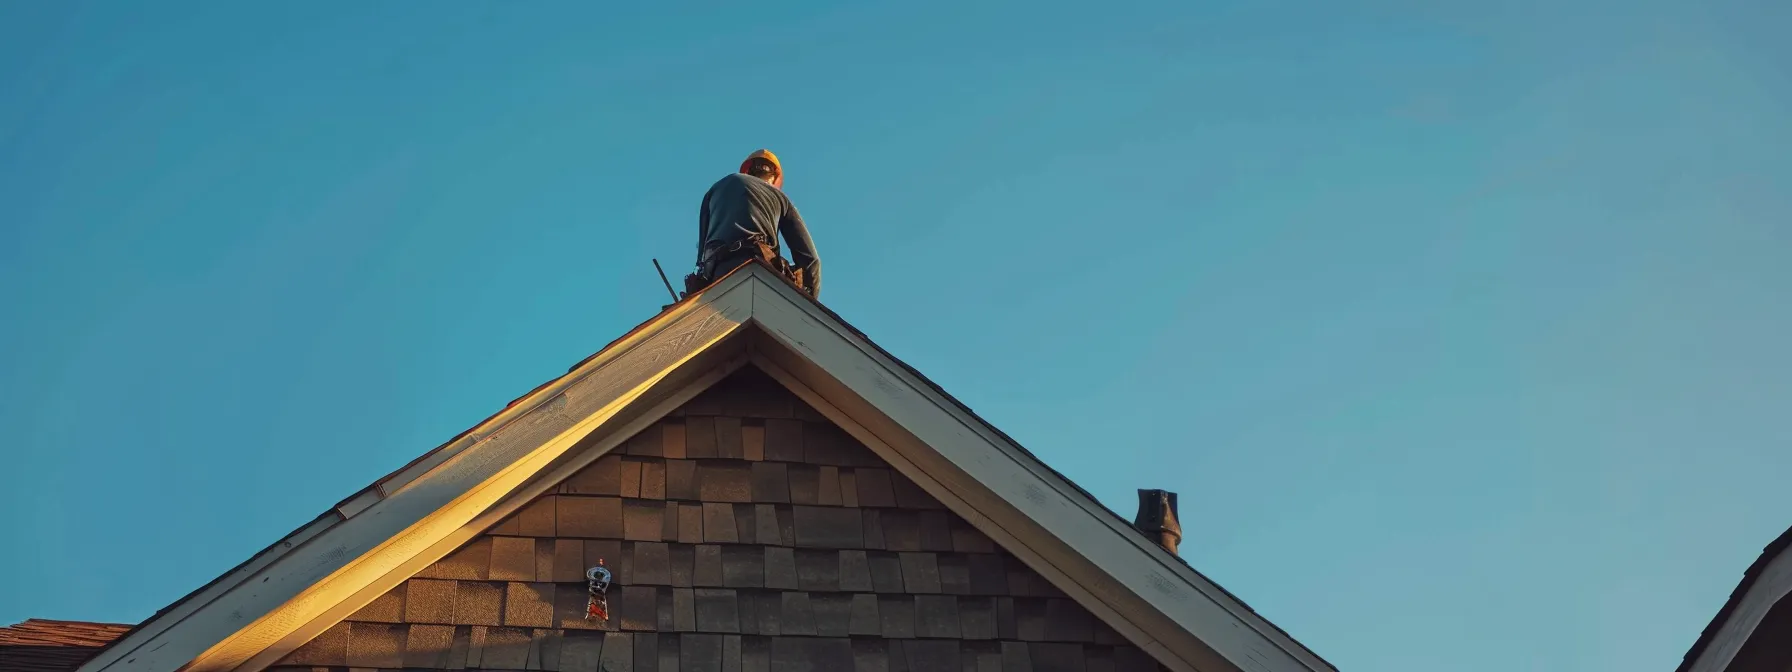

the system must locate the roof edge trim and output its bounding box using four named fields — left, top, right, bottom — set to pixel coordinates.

left=739, top=272, right=1334, bottom=672
left=1681, top=527, right=1792, bottom=672
left=79, top=279, right=756, bottom=672
left=747, top=350, right=1192, bottom=668
left=235, top=352, right=751, bottom=672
